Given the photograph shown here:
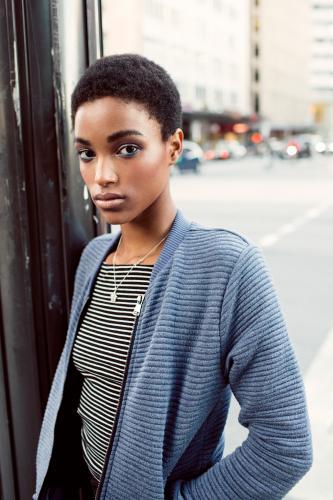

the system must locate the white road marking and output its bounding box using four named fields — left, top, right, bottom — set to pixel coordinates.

left=259, top=202, right=331, bottom=248
left=259, top=234, right=280, bottom=247
left=288, top=326, right=333, bottom=500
